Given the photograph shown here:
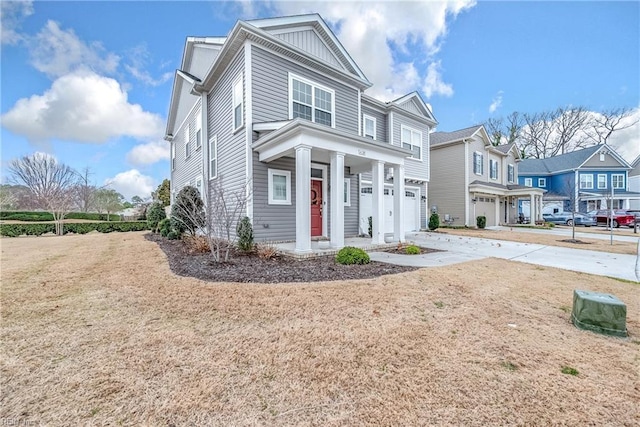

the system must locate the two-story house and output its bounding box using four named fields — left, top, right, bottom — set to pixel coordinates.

left=429, top=125, right=544, bottom=227
left=164, top=14, right=437, bottom=254
left=518, top=144, right=639, bottom=213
